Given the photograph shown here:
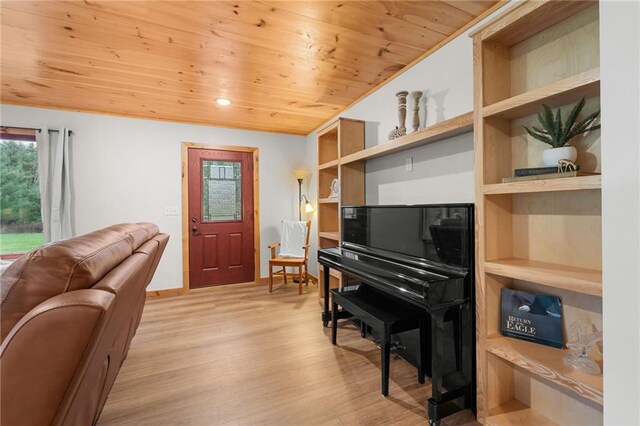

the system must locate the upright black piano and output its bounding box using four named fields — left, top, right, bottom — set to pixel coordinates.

left=317, top=204, right=475, bottom=426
